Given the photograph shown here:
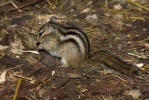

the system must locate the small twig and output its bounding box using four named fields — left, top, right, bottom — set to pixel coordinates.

left=85, top=27, right=99, bottom=34
left=113, top=74, right=127, bottom=82
left=127, top=0, right=149, bottom=11
left=0, top=0, right=21, bottom=12
left=7, top=64, right=23, bottom=71
left=13, top=78, right=22, bottom=100
left=49, top=0, right=63, bottom=9
left=8, top=0, right=43, bottom=12
left=105, top=0, right=108, bottom=8
left=112, top=75, right=132, bottom=89
left=22, top=50, right=39, bottom=54
left=46, top=0, right=52, bottom=5
left=35, top=54, right=44, bottom=64
left=39, top=78, right=52, bottom=87
left=127, top=52, right=147, bottom=59
left=10, top=1, right=21, bottom=12
left=15, top=75, right=35, bottom=83
left=0, top=1, right=10, bottom=6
